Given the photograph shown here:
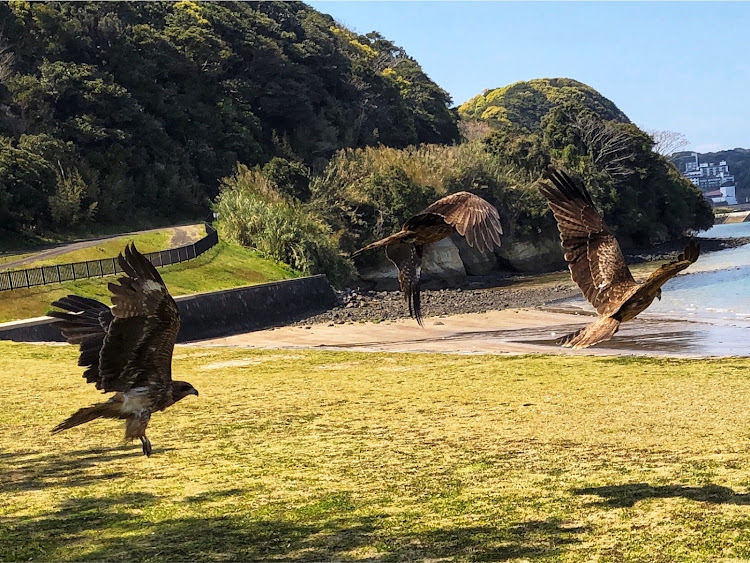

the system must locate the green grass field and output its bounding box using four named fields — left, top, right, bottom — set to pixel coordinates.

left=0, top=242, right=298, bottom=323
left=0, top=224, right=209, bottom=269
left=2, top=344, right=750, bottom=562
